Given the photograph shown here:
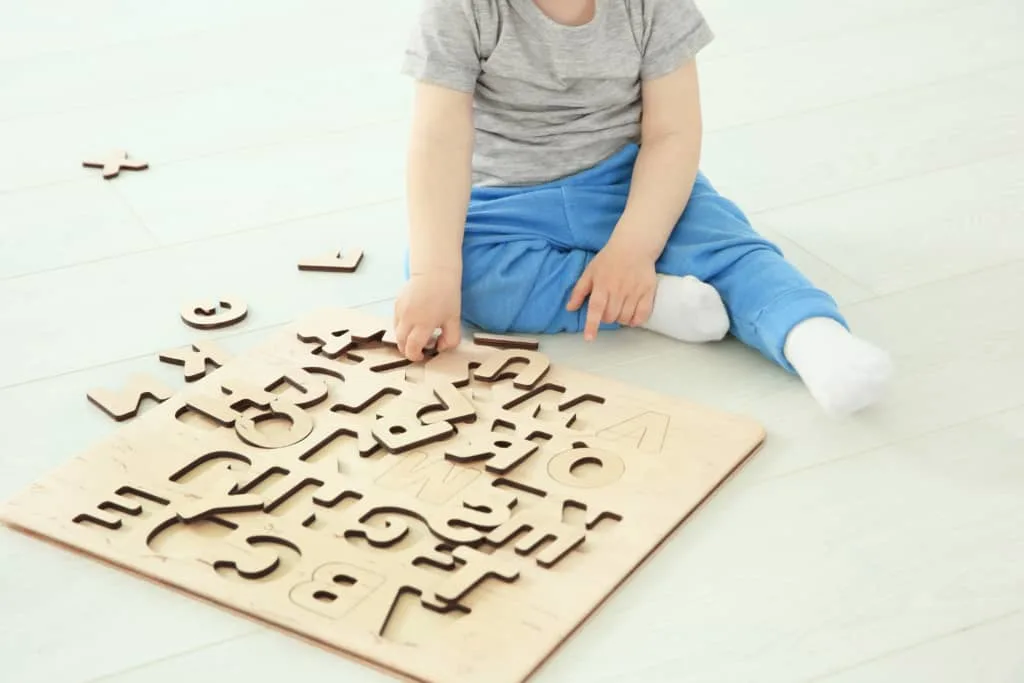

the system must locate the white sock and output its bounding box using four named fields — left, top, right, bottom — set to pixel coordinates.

left=783, top=317, right=893, bottom=416
left=642, top=274, right=730, bottom=343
